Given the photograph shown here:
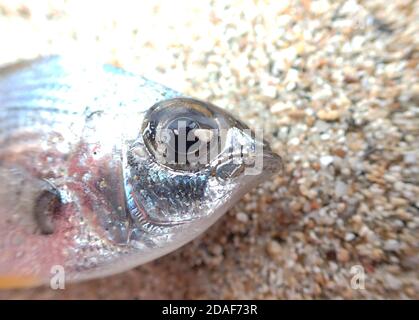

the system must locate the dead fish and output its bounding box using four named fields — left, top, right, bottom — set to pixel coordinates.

left=0, top=56, right=281, bottom=288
